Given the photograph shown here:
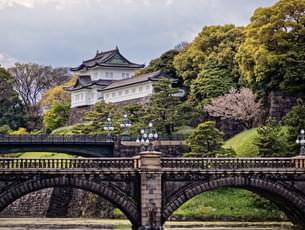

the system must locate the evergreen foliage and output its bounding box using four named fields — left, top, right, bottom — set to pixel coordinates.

left=236, top=0, right=305, bottom=96
left=254, top=118, right=289, bottom=157
left=136, top=49, right=180, bottom=80
left=148, top=77, right=181, bottom=135
left=174, top=24, right=245, bottom=87
left=284, top=100, right=305, bottom=154
left=189, top=65, right=236, bottom=106
left=186, top=121, right=235, bottom=157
